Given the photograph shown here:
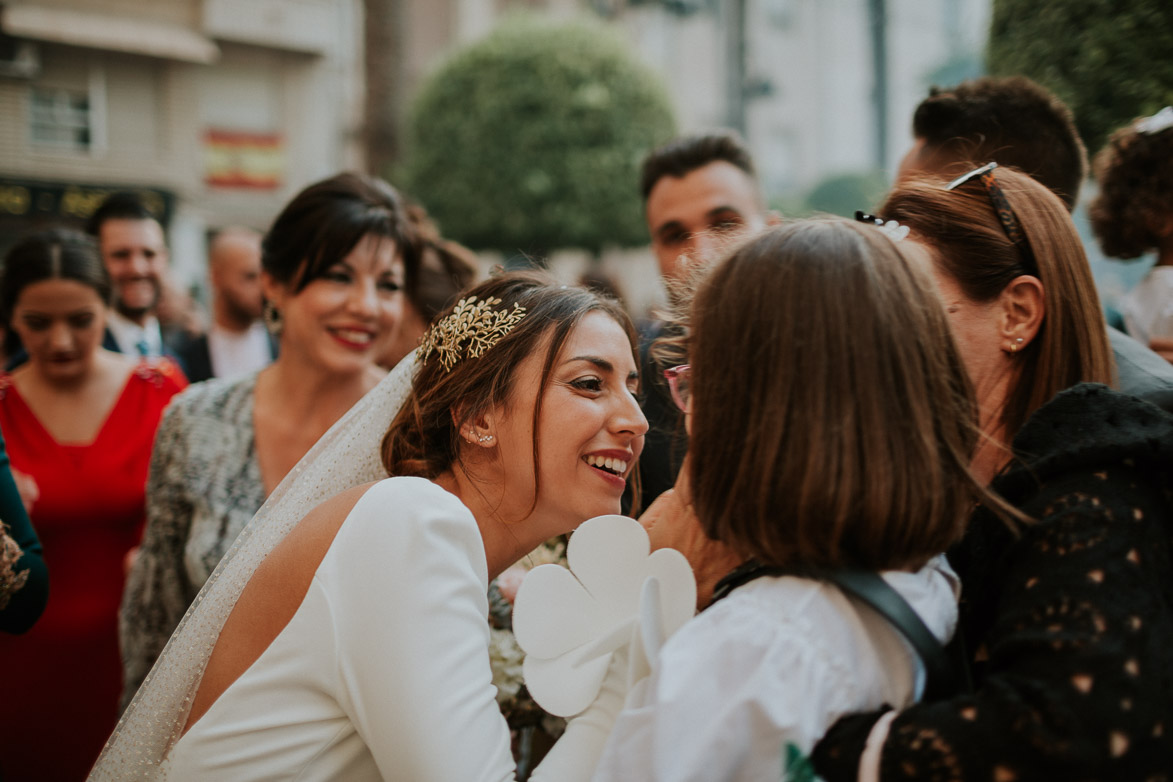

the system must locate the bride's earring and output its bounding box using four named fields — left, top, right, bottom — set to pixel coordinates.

left=466, top=429, right=495, bottom=446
